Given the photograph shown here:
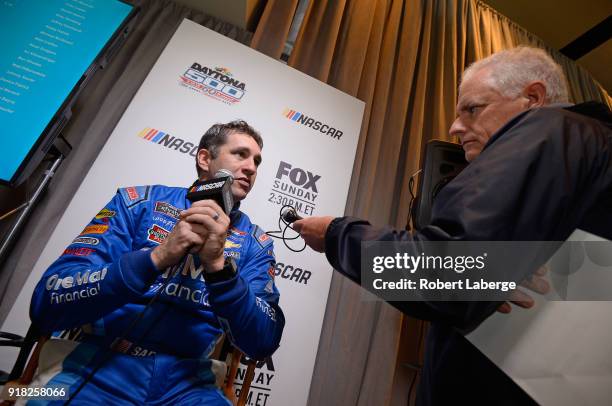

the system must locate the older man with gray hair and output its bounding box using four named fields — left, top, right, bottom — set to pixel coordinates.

left=294, top=46, right=612, bottom=405
left=452, top=46, right=570, bottom=161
